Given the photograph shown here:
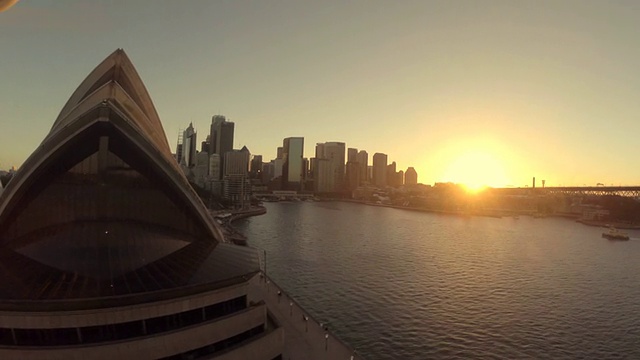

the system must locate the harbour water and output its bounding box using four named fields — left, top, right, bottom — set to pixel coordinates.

left=235, top=201, right=640, bottom=360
